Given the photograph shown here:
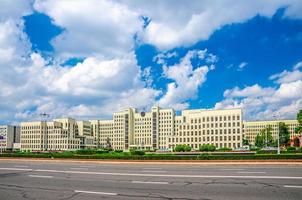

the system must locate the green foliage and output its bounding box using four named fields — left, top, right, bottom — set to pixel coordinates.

left=242, top=138, right=249, bottom=145
left=286, top=146, right=296, bottom=151
left=114, top=150, right=123, bottom=153
left=295, top=109, right=302, bottom=135
left=297, top=109, right=302, bottom=125
left=218, top=147, right=232, bottom=151
left=129, top=149, right=145, bottom=155
left=255, top=127, right=274, bottom=147
left=1, top=152, right=302, bottom=160
left=199, top=144, right=216, bottom=151
left=293, top=137, right=300, bottom=147
left=174, top=144, right=192, bottom=152
left=279, top=122, right=290, bottom=146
